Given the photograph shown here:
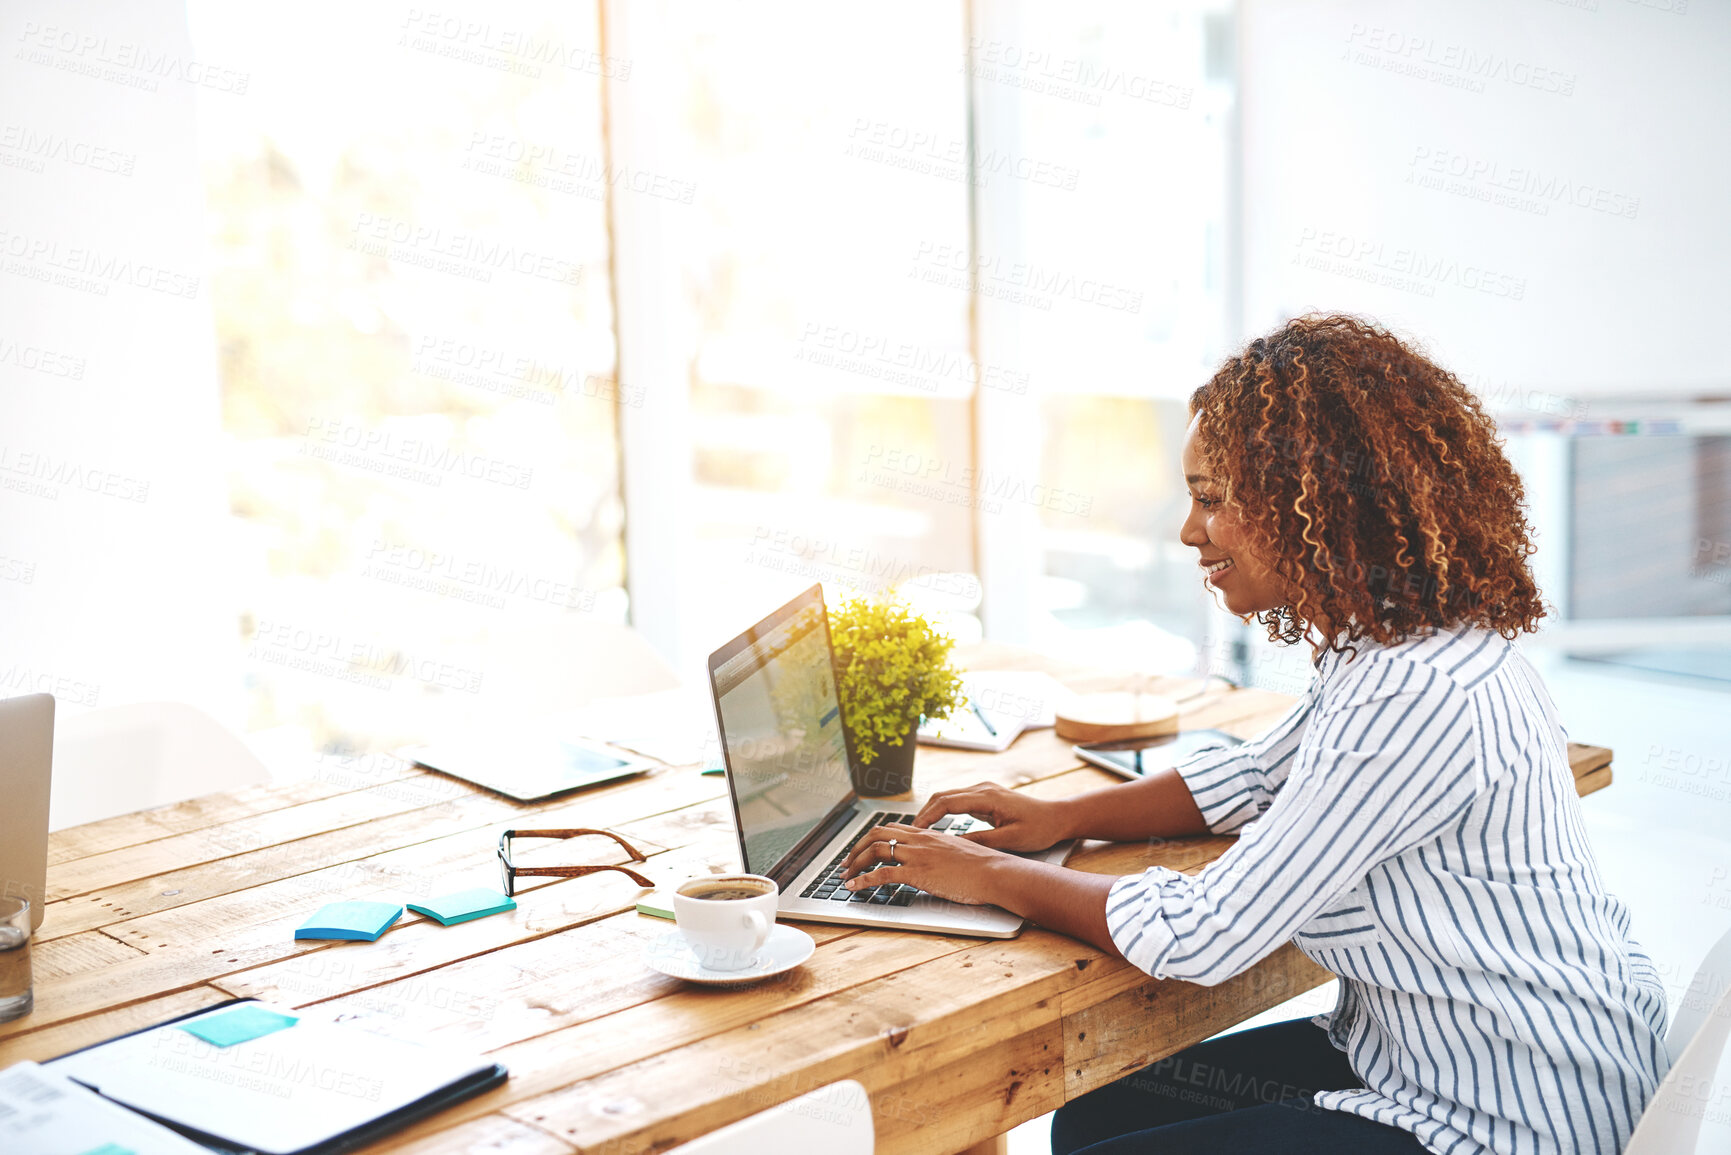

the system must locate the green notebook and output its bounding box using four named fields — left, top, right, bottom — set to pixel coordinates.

left=634, top=890, right=675, bottom=921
